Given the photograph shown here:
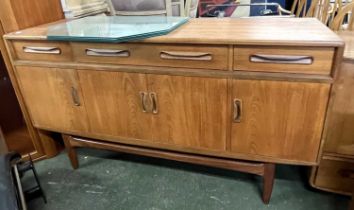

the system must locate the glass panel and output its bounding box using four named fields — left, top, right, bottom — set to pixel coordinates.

left=47, top=16, right=189, bottom=42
